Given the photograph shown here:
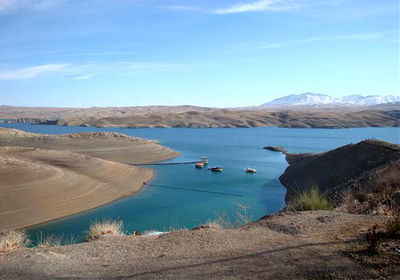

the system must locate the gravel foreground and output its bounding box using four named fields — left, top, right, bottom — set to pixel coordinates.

left=1, top=211, right=398, bottom=279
